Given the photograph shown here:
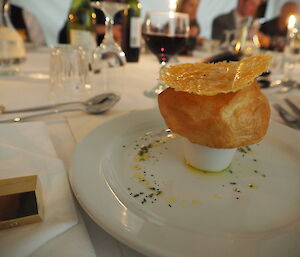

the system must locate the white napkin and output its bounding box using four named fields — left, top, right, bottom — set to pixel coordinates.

left=0, top=122, right=78, bottom=257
